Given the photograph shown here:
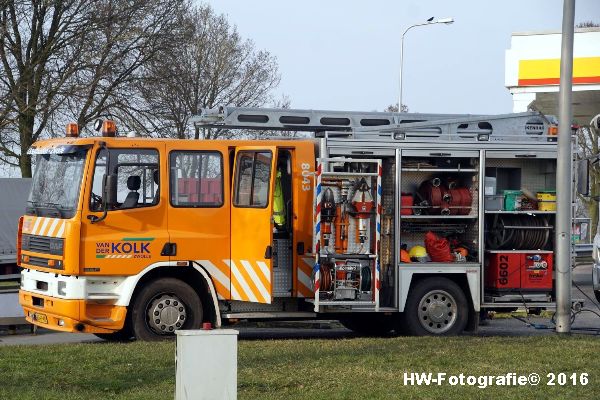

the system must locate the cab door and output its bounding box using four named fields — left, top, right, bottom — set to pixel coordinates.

left=166, top=144, right=231, bottom=300
left=230, top=146, right=277, bottom=304
left=81, top=144, right=170, bottom=276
